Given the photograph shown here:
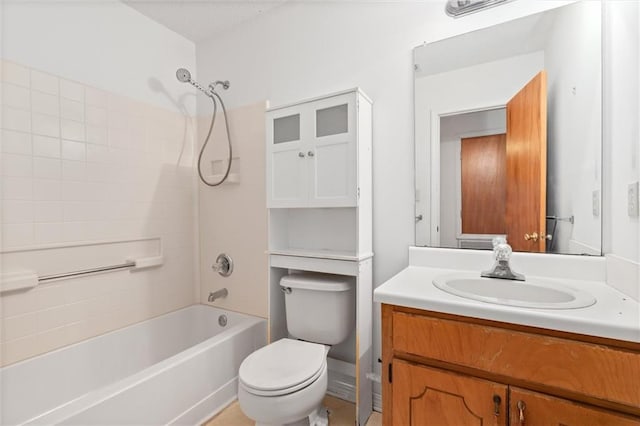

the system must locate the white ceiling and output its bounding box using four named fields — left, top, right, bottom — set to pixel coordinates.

left=122, top=0, right=288, bottom=43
